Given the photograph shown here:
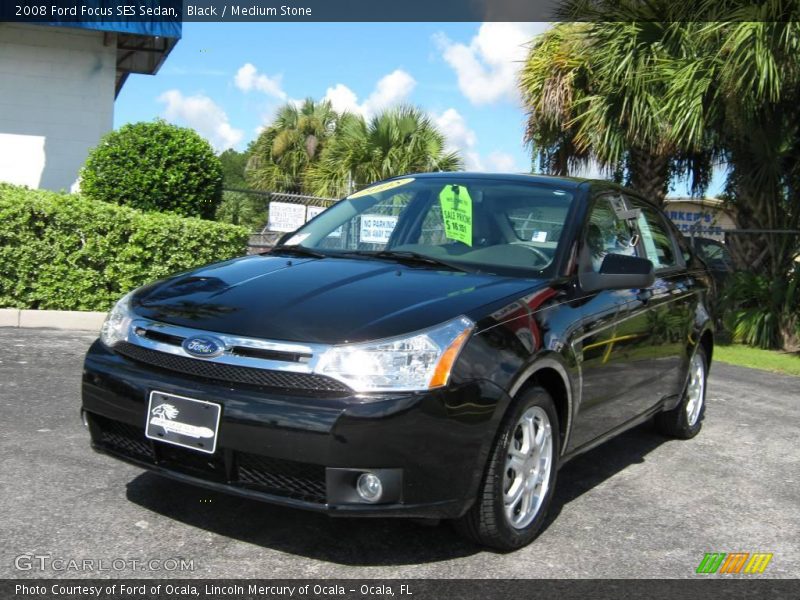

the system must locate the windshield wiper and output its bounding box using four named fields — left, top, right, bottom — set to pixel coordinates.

left=269, top=245, right=327, bottom=259
left=347, top=250, right=474, bottom=272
